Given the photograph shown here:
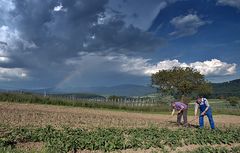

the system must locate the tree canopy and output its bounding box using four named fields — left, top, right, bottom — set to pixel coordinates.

left=151, top=67, right=212, bottom=98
